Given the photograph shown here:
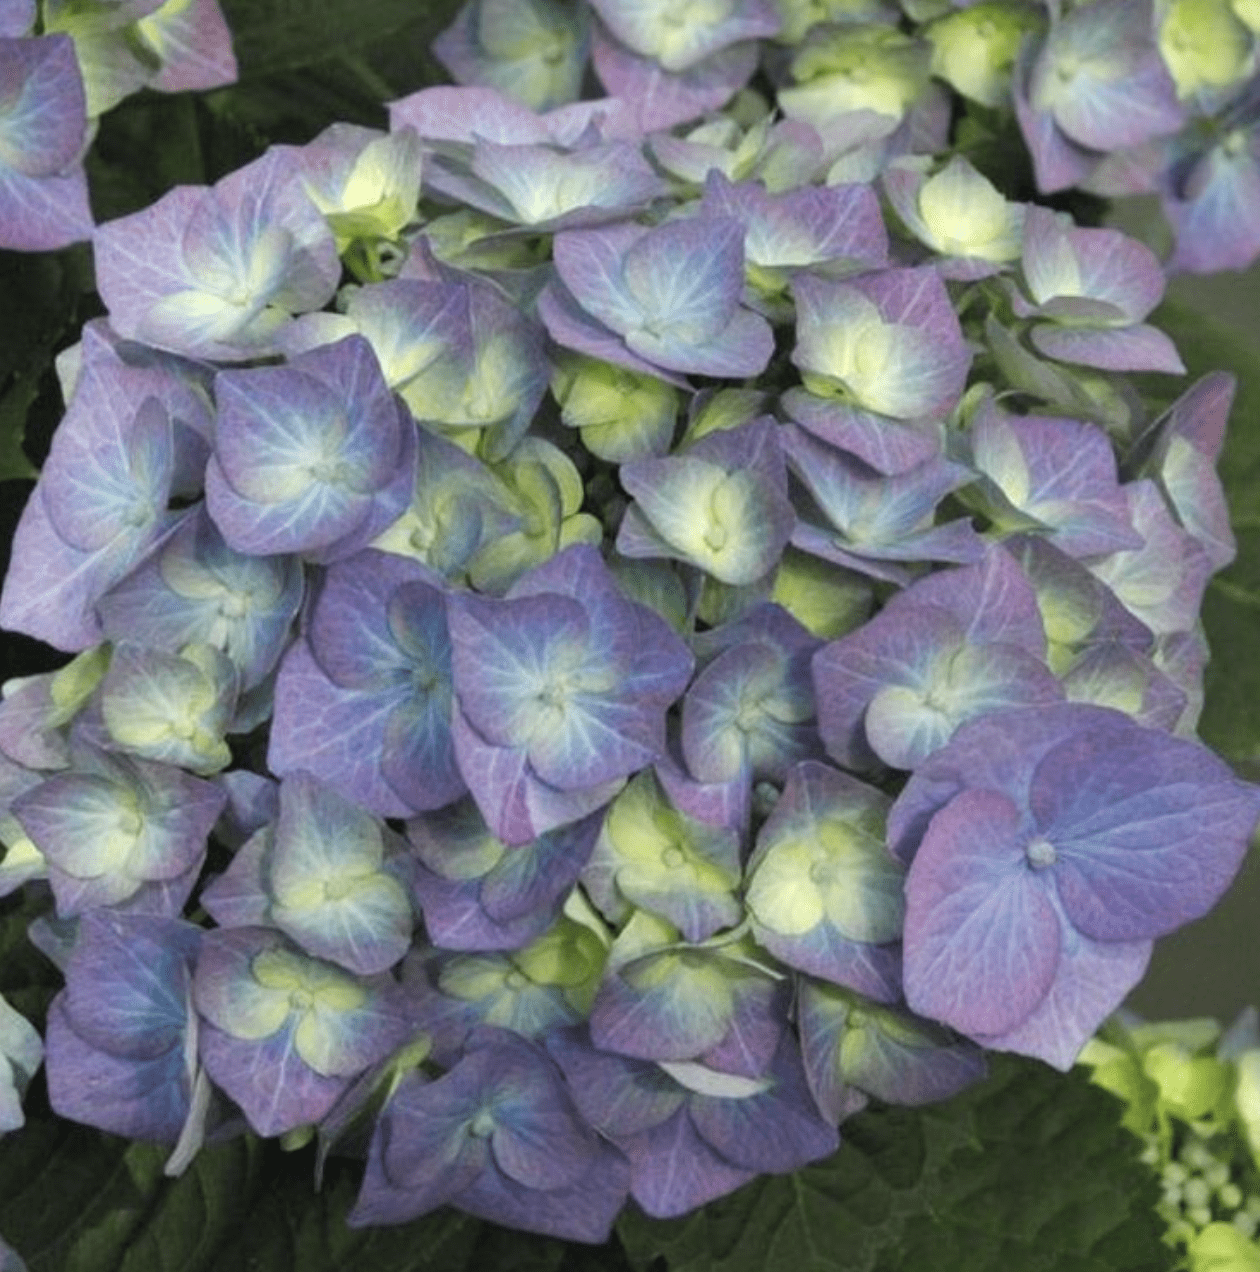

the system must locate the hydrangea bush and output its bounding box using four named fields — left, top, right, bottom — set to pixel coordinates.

left=2, top=0, right=1260, bottom=1263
